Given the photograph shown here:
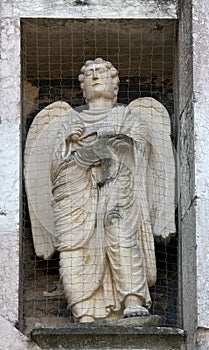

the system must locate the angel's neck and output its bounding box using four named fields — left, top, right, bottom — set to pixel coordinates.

left=88, top=100, right=114, bottom=112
